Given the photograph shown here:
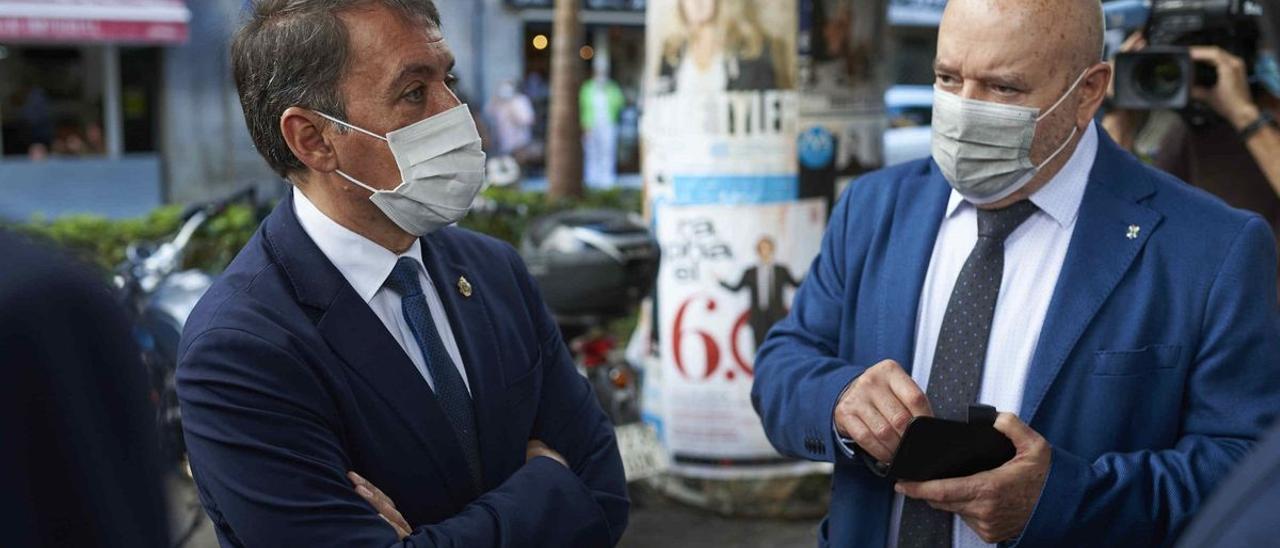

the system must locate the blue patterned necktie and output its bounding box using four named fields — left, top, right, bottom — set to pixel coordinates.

left=897, top=200, right=1039, bottom=548
left=384, top=257, right=482, bottom=490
